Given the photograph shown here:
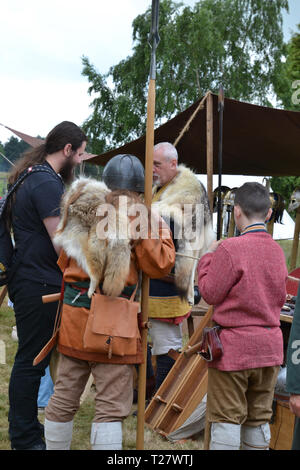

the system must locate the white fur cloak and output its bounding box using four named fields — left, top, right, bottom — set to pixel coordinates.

left=152, top=164, right=215, bottom=305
